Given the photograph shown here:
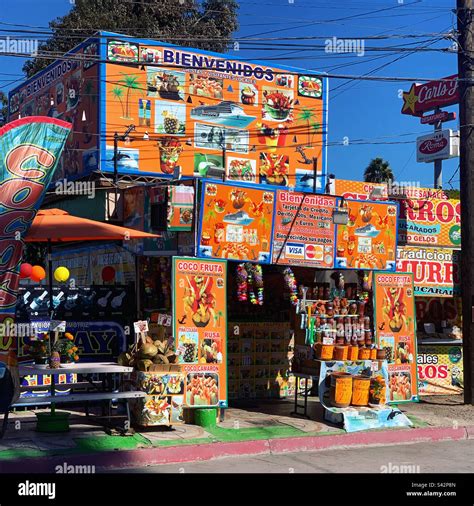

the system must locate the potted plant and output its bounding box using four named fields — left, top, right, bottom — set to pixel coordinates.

left=369, top=376, right=386, bottom=407
left=24, top=333, right=49, bottom=366
left=52, top=332, right=79, bottom=366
